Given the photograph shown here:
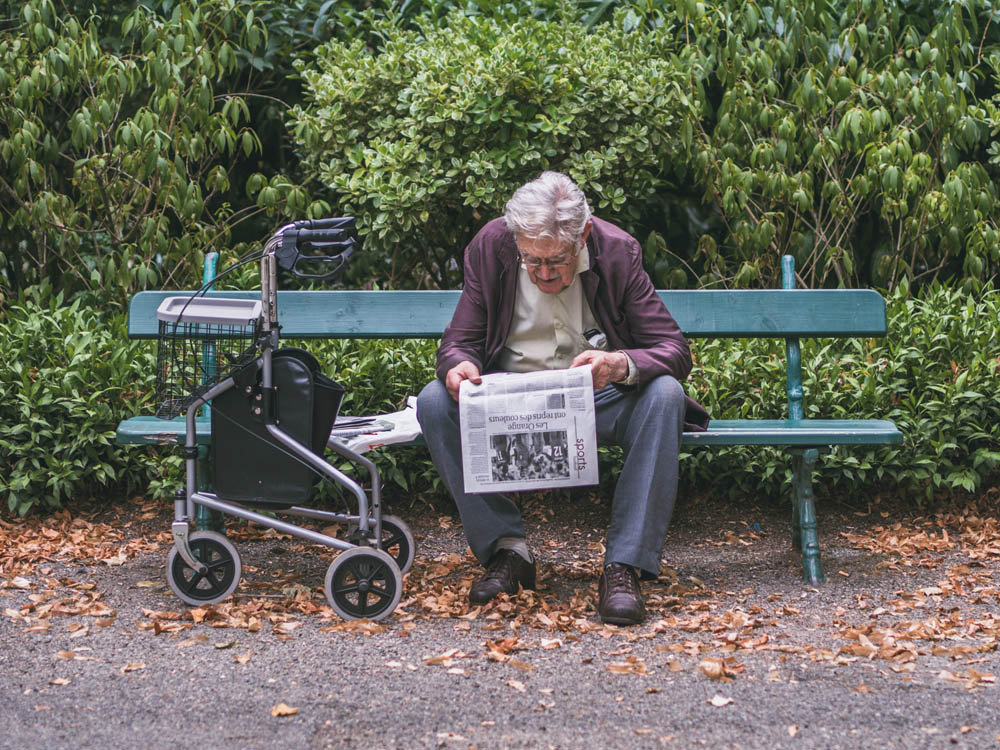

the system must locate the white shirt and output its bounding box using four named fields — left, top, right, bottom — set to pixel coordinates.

left=497, top=247, right=637, bottom=384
